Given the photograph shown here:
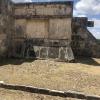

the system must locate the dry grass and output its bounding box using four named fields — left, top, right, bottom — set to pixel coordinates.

left=0, top=58, right=100, bottom=100
left=0, top=88, right=79, bottom=100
